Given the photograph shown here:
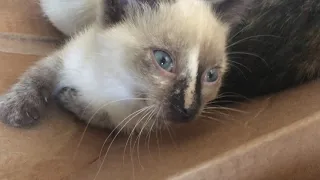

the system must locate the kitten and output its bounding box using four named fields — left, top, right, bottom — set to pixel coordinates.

left=1, top=0, right=319, bottom=133
left=0, top=0, right=240, bottom=133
